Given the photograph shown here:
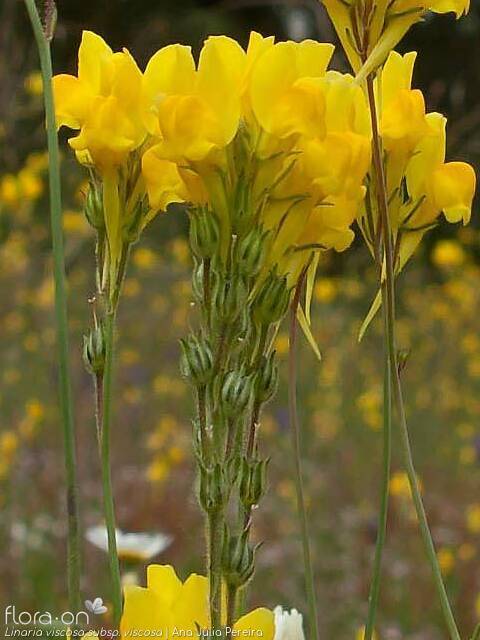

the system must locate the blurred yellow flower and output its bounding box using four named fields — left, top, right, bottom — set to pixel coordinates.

left=437, top=547, right=455, bottom=576
left=133, top=247, right=157, bottom=270
left=24, top=71, right=43, bottom=96
left=314, top=279, right=338, bottom=304
left=466, top=504, right=480, bottom=534
left=432, top=240, right=466, bottom=269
